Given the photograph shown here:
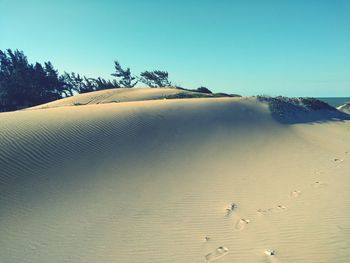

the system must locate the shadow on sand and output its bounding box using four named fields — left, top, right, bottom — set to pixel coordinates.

left=257, top=96, right=350, bottom=125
